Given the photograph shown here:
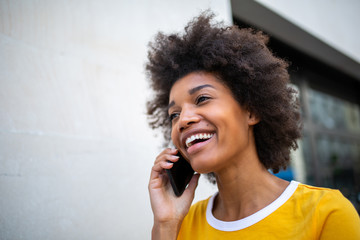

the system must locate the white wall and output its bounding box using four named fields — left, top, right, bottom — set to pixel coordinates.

left=0, top=1, right=231, bottom=239
left=256, top=0, right=360, bottom=64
